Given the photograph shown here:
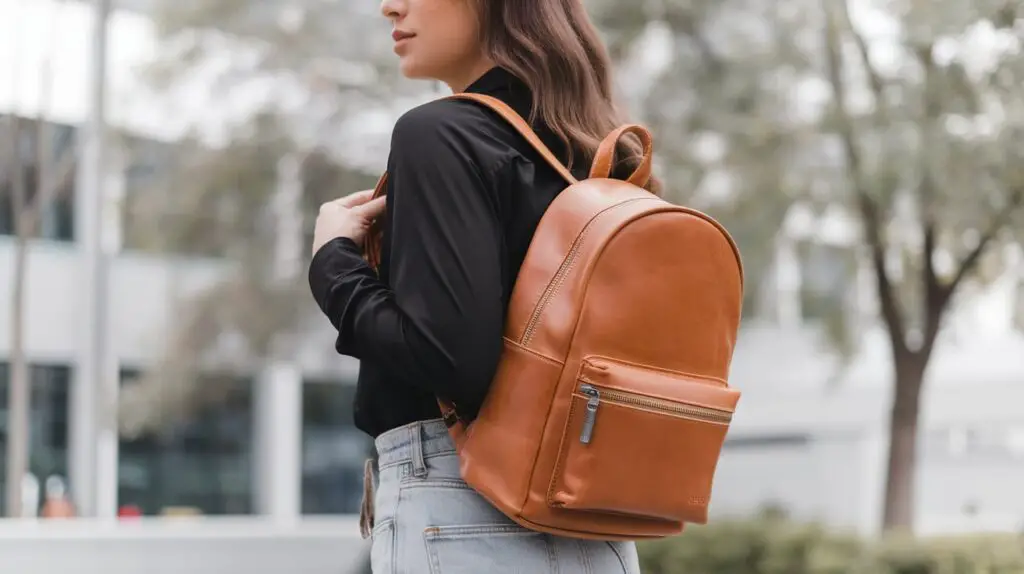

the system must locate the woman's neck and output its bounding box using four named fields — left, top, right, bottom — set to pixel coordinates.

left=443, top=57, right=497, bottom=93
